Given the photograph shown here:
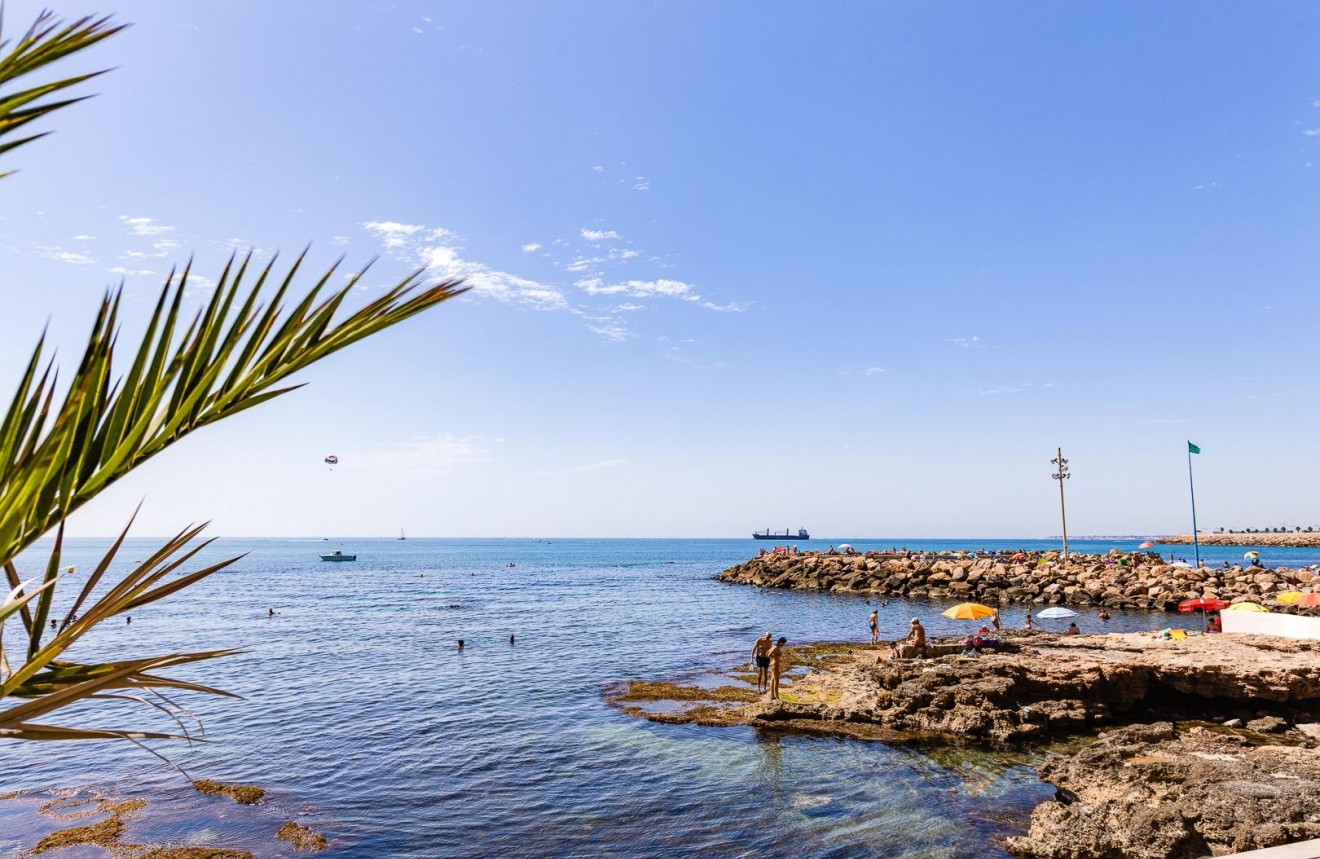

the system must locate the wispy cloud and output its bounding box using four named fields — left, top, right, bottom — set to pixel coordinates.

left=1305, top=129, right=1320, bottom=137
left=362, top=220, right=426, bottom=249
left=948, top=335, right=982, bottom=348
left=865, top=367, right=886, bottom=376
left=119, top=216, right=174, bottom=237
left=36, top=245, right=94, bottom=265
left=109, top=266, right=155, bottom=277
left=592, top=165, right=605, bottom=172
left=580, top=228, right=621, bottom=241
left=548, top=458, right=628, bottom=475
left=522, top=242, right=542, bottom=252
left=355, top=434, right=491, bottom=472
left=632, top=179, right=650, bottom=192
left=576, top=277, right=695, bottom=299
